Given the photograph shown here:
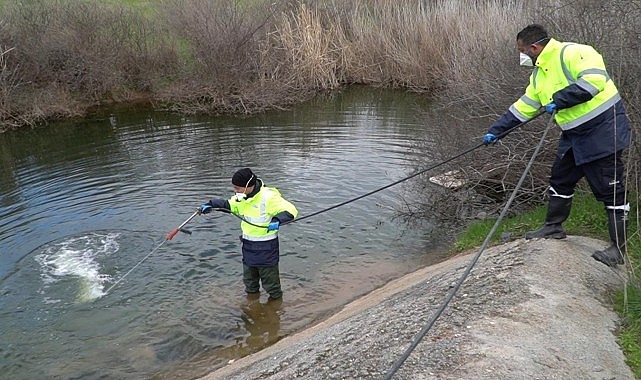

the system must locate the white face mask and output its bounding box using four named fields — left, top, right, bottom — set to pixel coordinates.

left=519, top=52, right=533, bottom=67
left=233, top=173, right=254, bottom=202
